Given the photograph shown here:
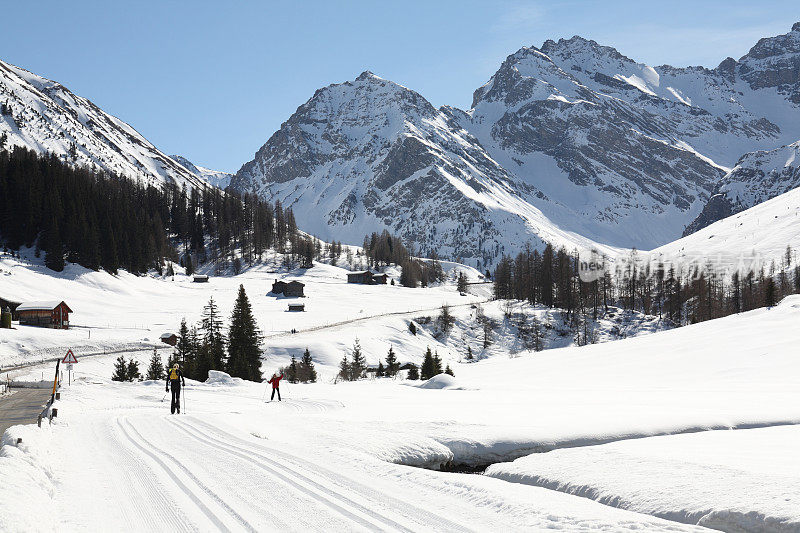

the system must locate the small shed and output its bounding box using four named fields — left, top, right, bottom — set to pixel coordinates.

left=287, top=303, right=305, bottom=312
left=193, top=275, right=209, bottom=283
left=0, top=296, right=21, bottom=320
left=17, top=301, right=72, bottom=329
left=271, top=280, right=287, bottom=294
left=372, top=273, right=388, bottom=285
left=160, top=332, right=179, bottom=346
left=272, top=279, right=305, bottom=297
